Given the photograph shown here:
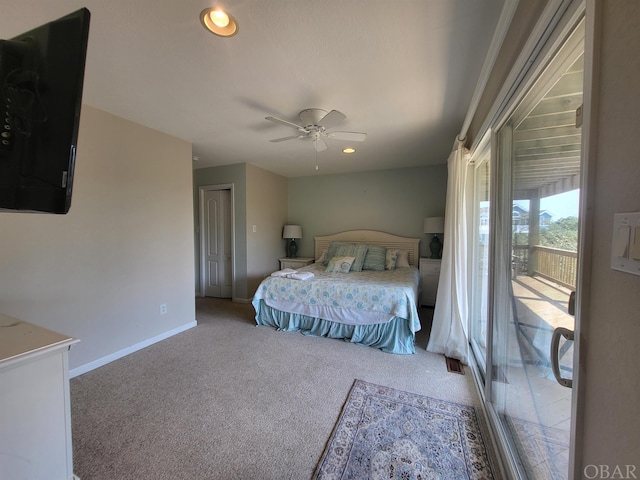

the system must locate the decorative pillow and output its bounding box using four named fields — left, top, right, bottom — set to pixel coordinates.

left=317, top=249, right=328, bottom=264
left=395, top=250, right=410, bottom=268
left=385, top=249, right=399, bottom=270
left=324, top=241, right=351, bottom=265
left=362, top=244, right=387, bottom=271
left=325, top=256, right=355, bottom=273
left=334, top=243, right=368, bottom=272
